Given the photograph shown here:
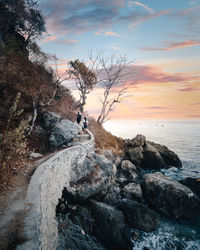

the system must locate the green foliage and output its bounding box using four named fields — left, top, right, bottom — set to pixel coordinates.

left=0, top=0, right=45, bottom=55
left=69, top=59, right=97, bottom=89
